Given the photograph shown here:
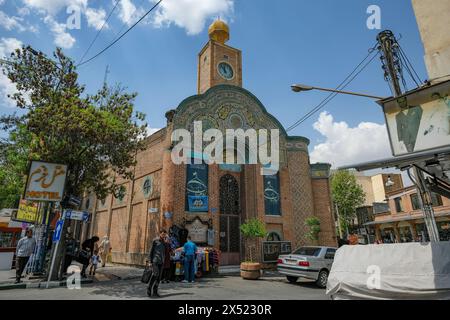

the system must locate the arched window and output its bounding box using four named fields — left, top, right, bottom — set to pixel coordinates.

left=267, top=231, right=282, bottom=242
